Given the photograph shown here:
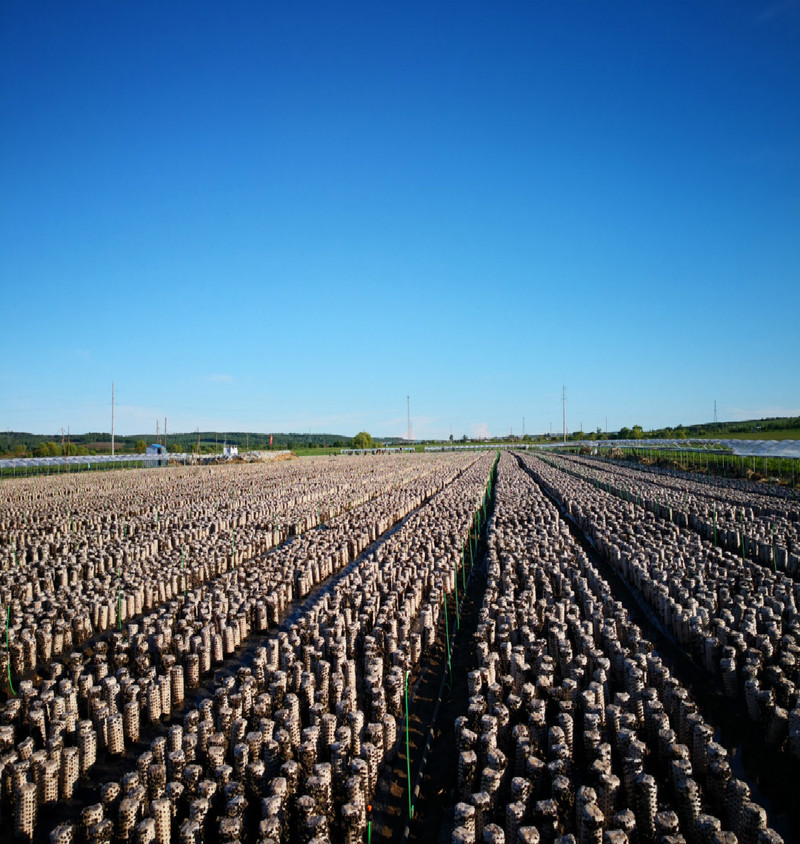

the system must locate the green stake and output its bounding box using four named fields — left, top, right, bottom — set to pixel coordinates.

left=741, top=509, right=746, bottom=561
left=772, top=524, right=777, bottom=574
left=444, top=593, right=452, bottom=679
left=6, top=606, right=14, bottom=696
left=404, top=667, right=414, bottom=819
left=713, top=511, right=717, bottom=548
left=453, top=558, right=460, bottom=628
